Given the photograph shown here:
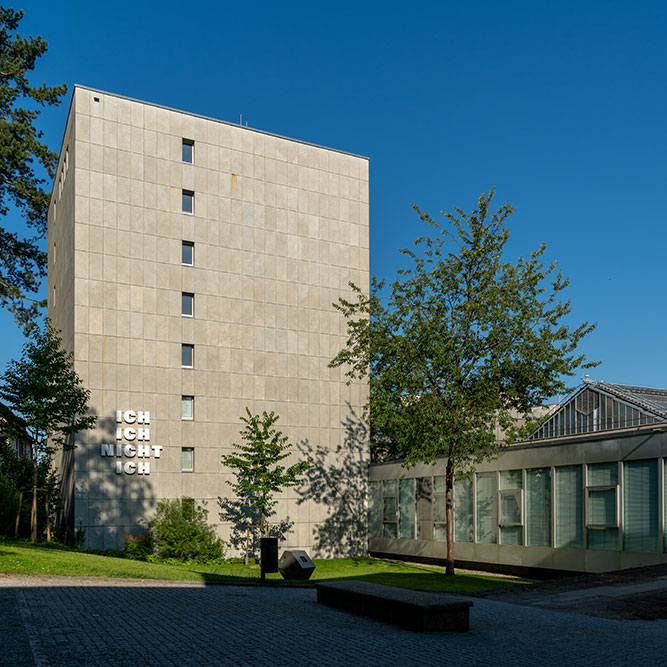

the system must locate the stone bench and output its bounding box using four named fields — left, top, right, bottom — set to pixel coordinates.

left=314, top=580, right=473, bottom=632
